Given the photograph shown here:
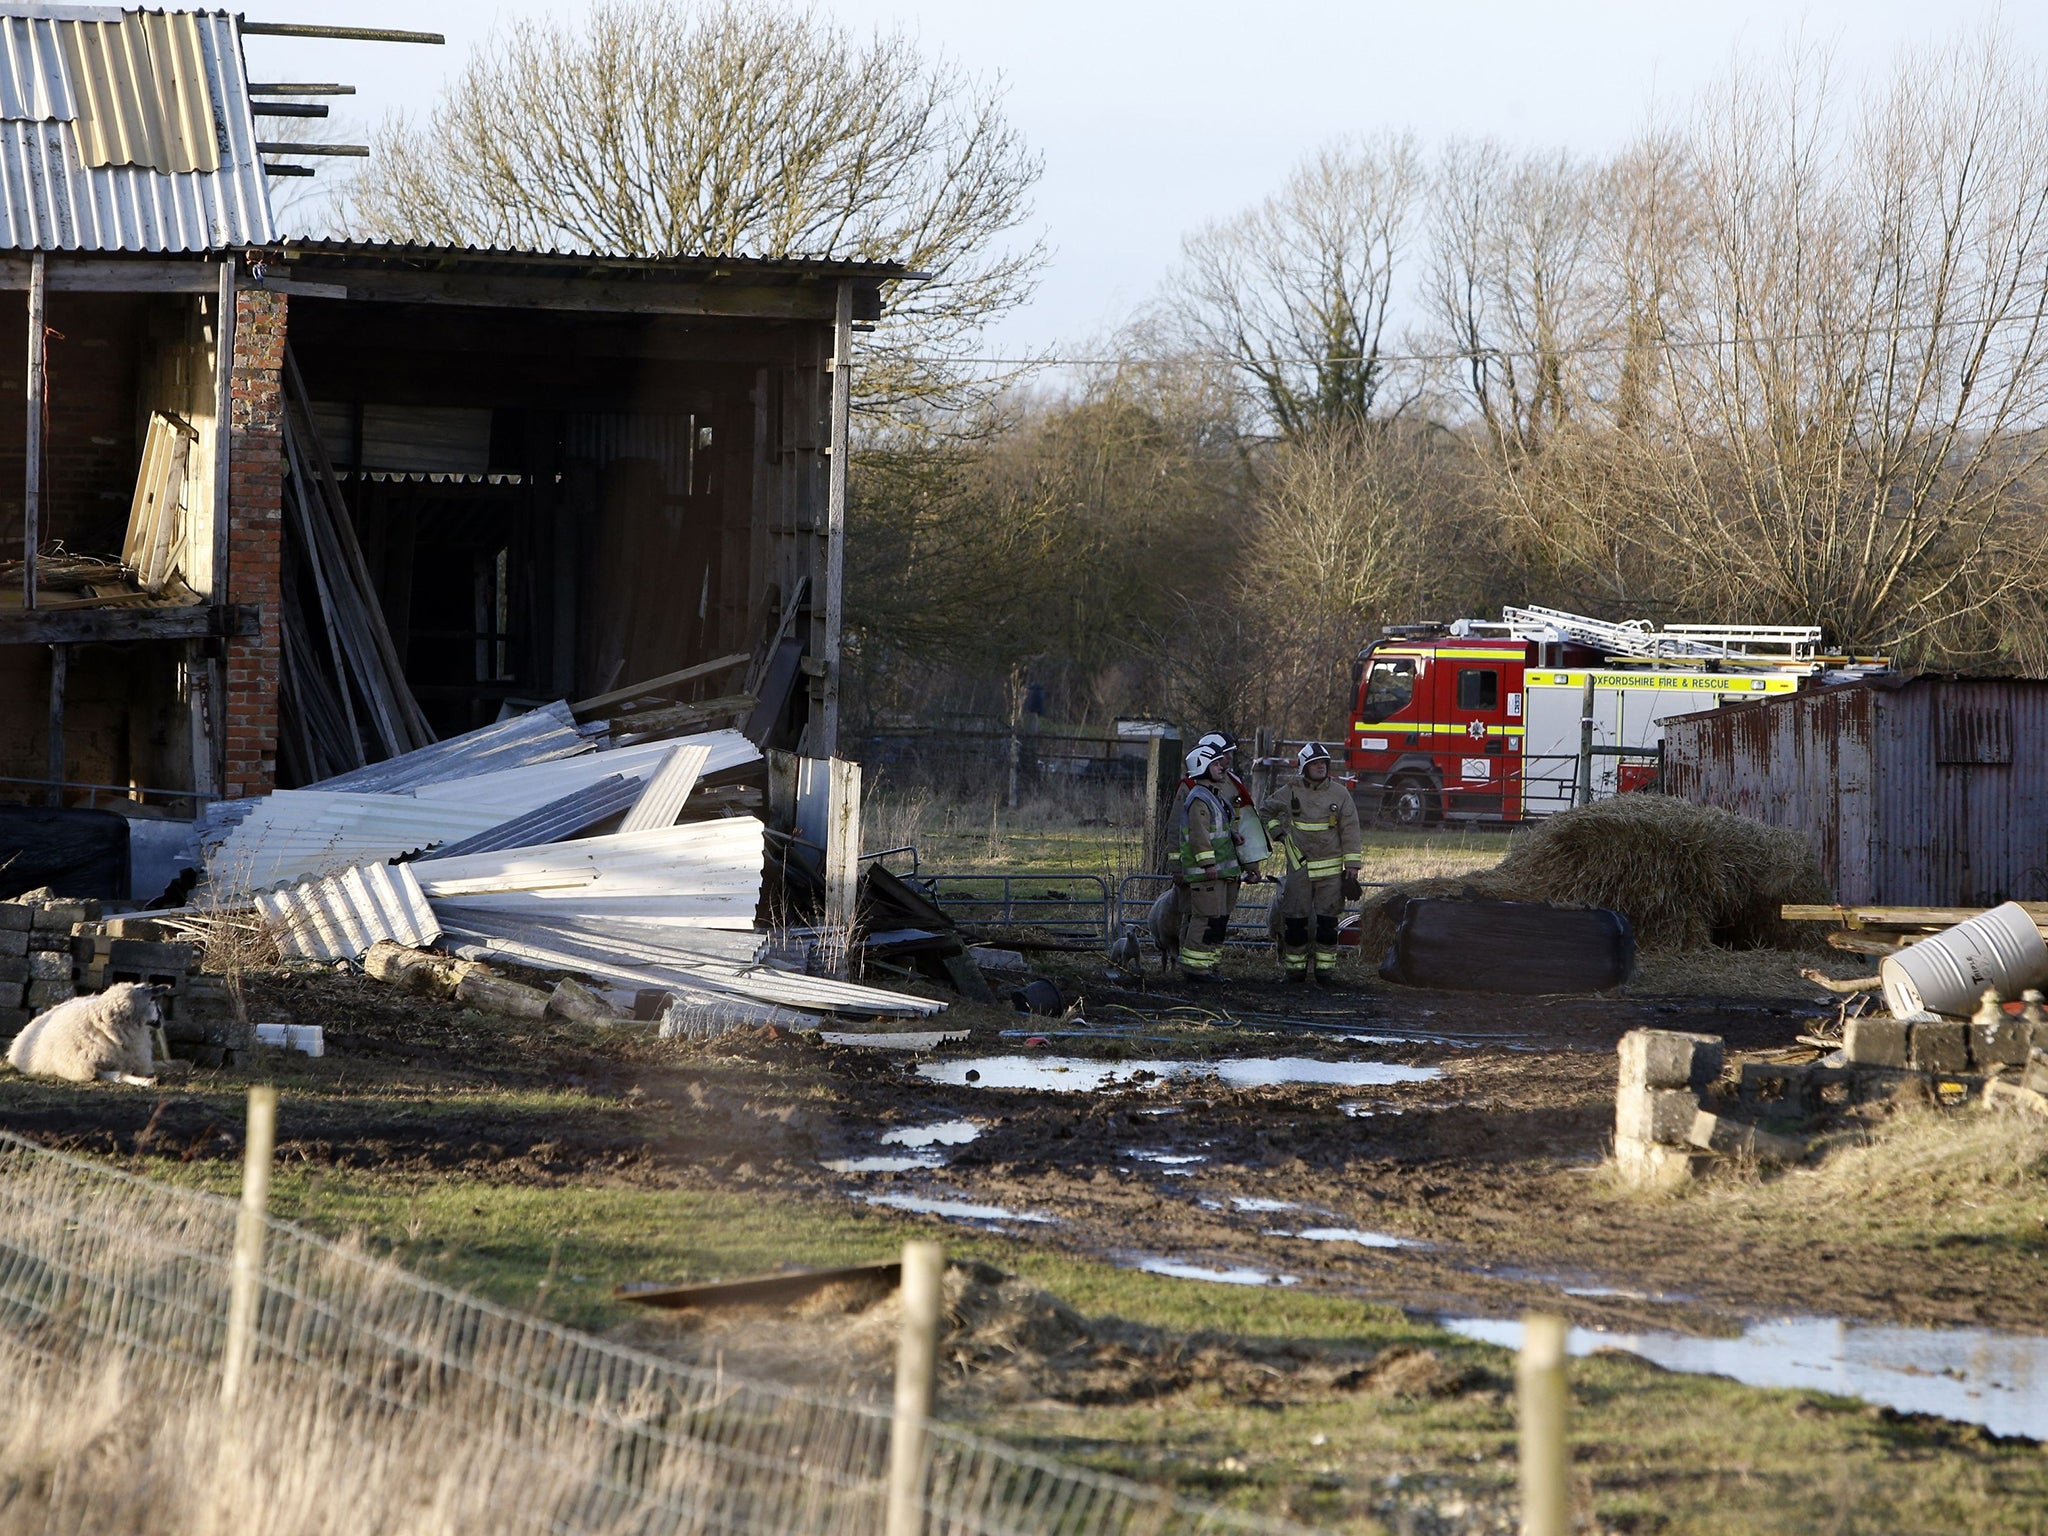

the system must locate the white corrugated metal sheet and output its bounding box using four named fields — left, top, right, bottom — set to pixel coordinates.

left=410, top=731, right=760, bottom=814
left=0, top=7, right=273, bottom=251
left=617, top=743, right=710, bottom=834
left=255, top=861, right=439, bottom=963
left=204, top=790, right=513, bottom=892
left=311, top=701, right=591, bottom=794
